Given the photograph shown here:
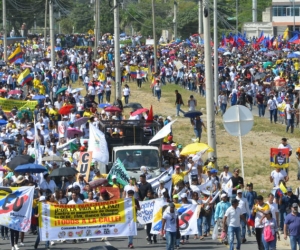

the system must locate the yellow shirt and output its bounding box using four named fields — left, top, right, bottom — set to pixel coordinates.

left=172, top=171, right=188, bottom=185
left=295, top=62, right=299, bottom=71
left=112, top=183, right=124, bottom=189
left=93, top=174, right=108, bottom=180
left=33, top=79, right=41, bottom=89
left=83, top=111, right=92, bottom=117
left=253, top=203, right=270, bottom=214
left=38, top=84, right=46, bottom=95
left=48, top=108, right=59, bottom=120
